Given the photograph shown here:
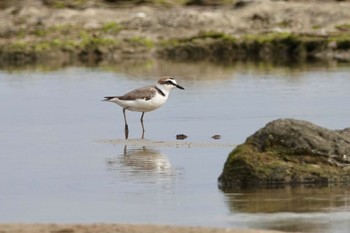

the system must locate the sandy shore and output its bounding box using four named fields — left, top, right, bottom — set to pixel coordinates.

left=0, top=224, right=291, bottom=233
